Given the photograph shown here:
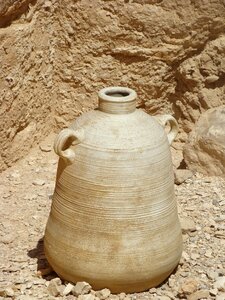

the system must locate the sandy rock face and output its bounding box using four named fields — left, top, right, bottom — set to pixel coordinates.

left=0, top=0, right=34, bottom=27
left=175, top=36, right=225, bottom=132
left=1, top=0, right=225, bottom=171
left=0, top=0, right=56, bottom=171
left=184, top=106, right=225, bottom=176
